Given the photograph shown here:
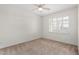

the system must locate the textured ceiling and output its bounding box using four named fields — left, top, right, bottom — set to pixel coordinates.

left=0, top=4, right=77, bottom=16
left=22, top=4, right=77, bottom=16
